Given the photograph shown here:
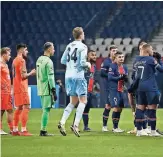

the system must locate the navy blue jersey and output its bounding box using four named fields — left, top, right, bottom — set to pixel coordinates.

left=108, top=63, right=128, bottom=91
left=100, top=58, right=112, bottom=91
left=100, top=58, right=112, bottom=78
left=133, top=56, right=163, bottom=92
